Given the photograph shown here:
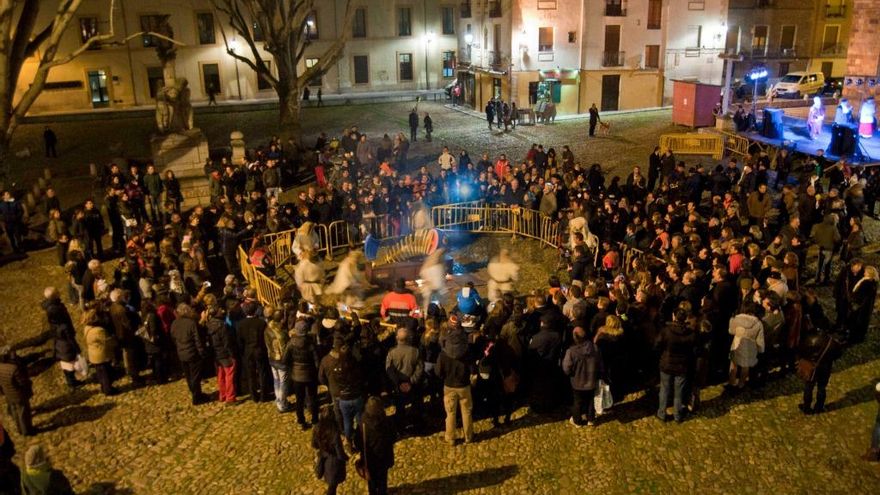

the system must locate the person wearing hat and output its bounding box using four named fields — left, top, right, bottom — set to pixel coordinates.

left=285, top=319, right=320, bottom=428
left=0, top=347, right=33, bottom=436
left=19, top=444, right=73, bottom=494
